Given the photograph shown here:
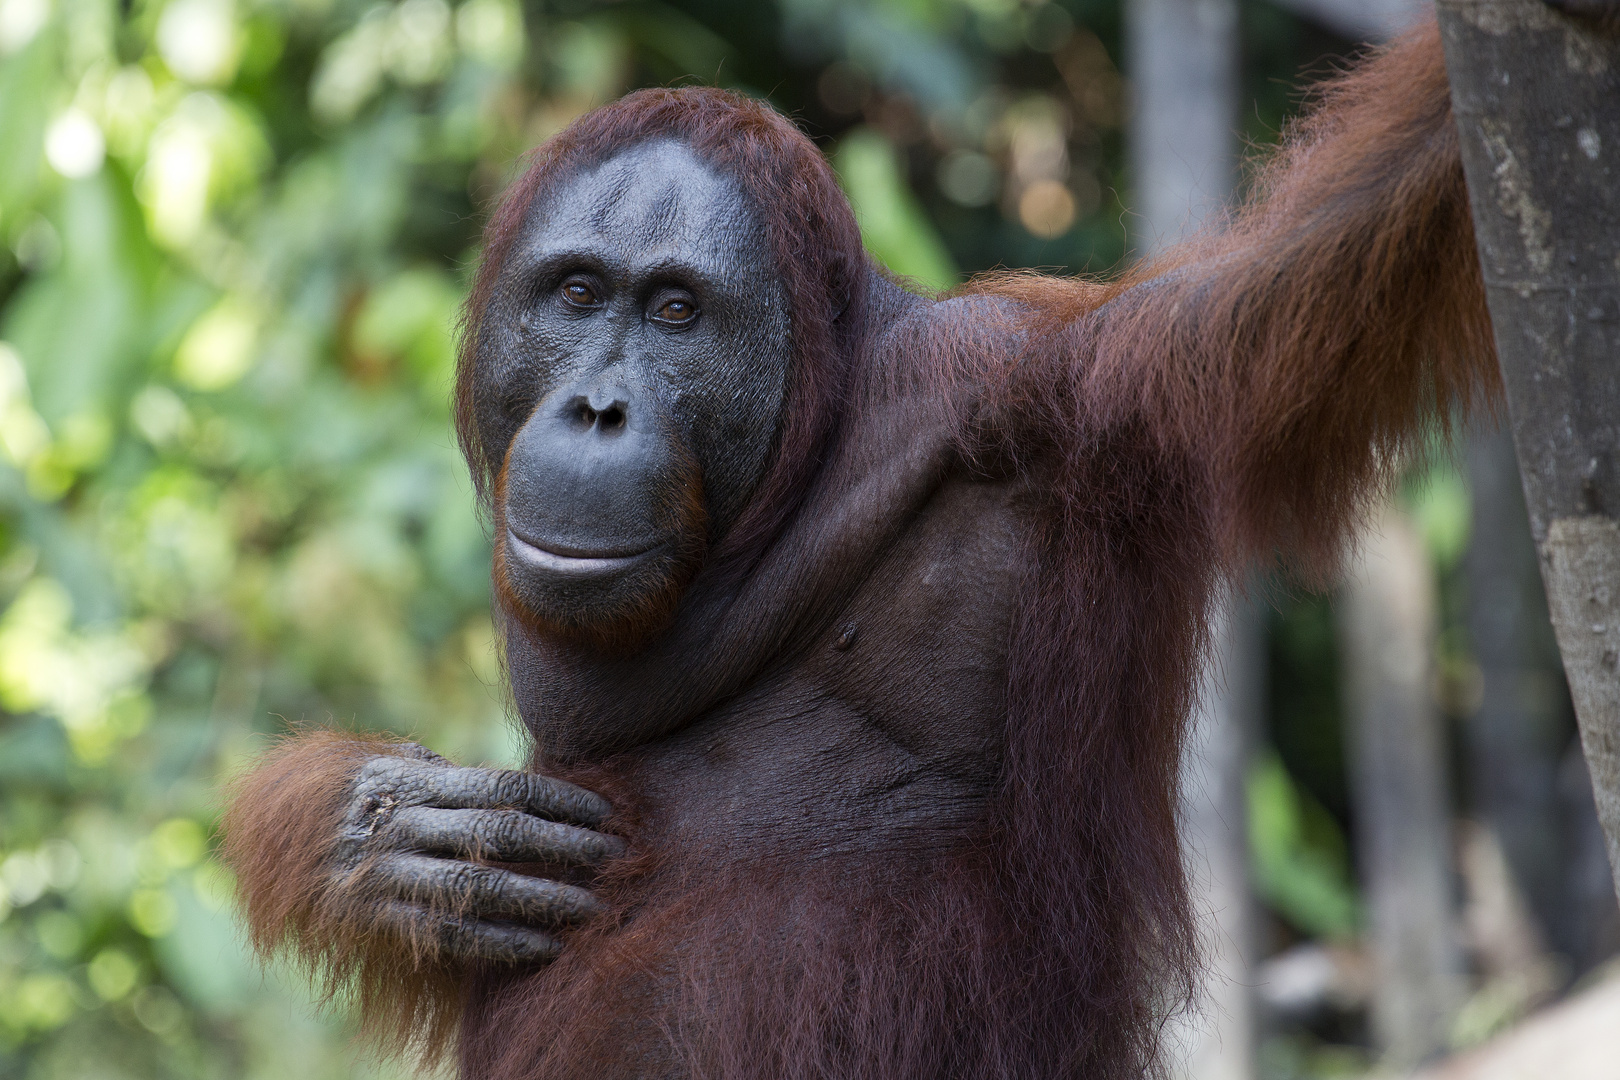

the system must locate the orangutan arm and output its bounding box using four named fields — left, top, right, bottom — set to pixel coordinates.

left=221, top=731, right=622, bottom=1051
left=1116, top=20, right=1497, bottom=568
left=976, top=21, right=1497, bottom=576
